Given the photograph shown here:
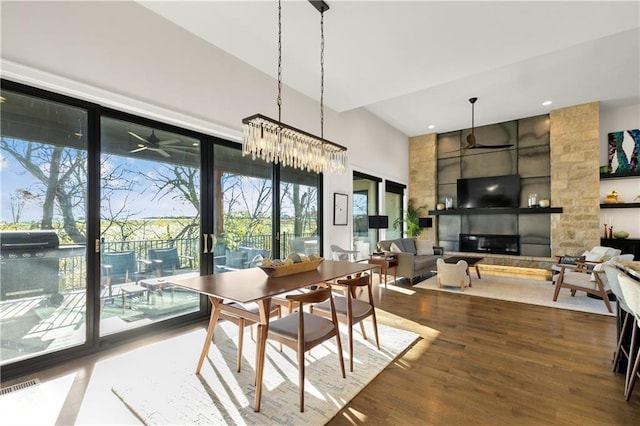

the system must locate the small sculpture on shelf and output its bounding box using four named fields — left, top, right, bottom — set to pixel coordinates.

left=609, top=225, right=614, bottom=239
left=604, top=190, right=624, bottom=204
